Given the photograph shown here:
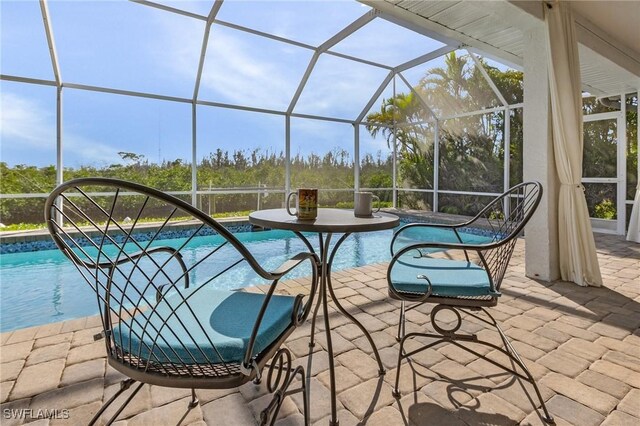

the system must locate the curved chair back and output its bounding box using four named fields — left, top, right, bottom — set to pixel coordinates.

left=45, top=178, right=315, bottom=386
left=469, top=181, right=542, bottom=291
